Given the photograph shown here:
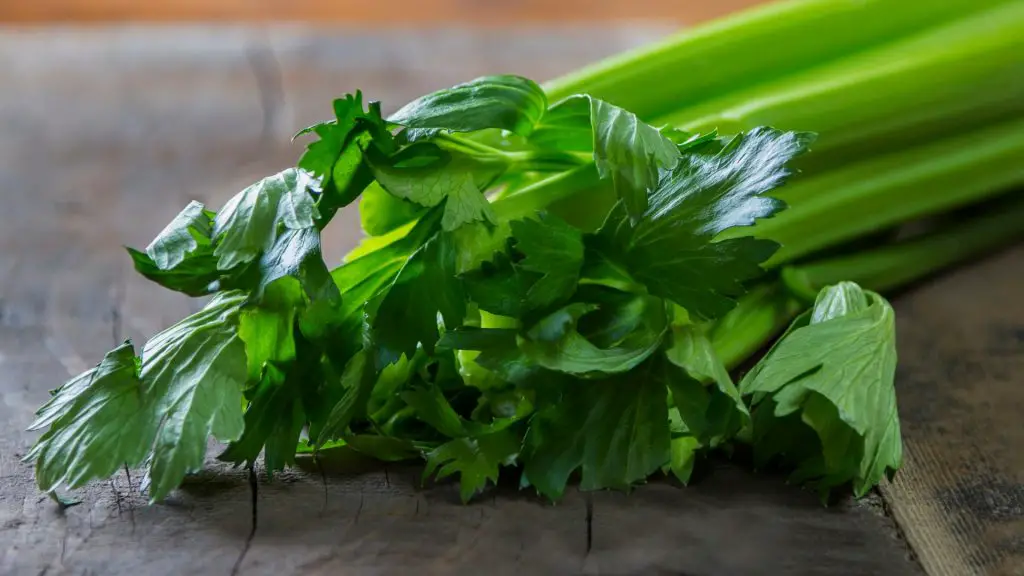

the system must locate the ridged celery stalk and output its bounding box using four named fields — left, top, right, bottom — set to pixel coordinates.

left=711, top=194, right=1024, bottom=369
left=543, top=0, right=1017, bottom=121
